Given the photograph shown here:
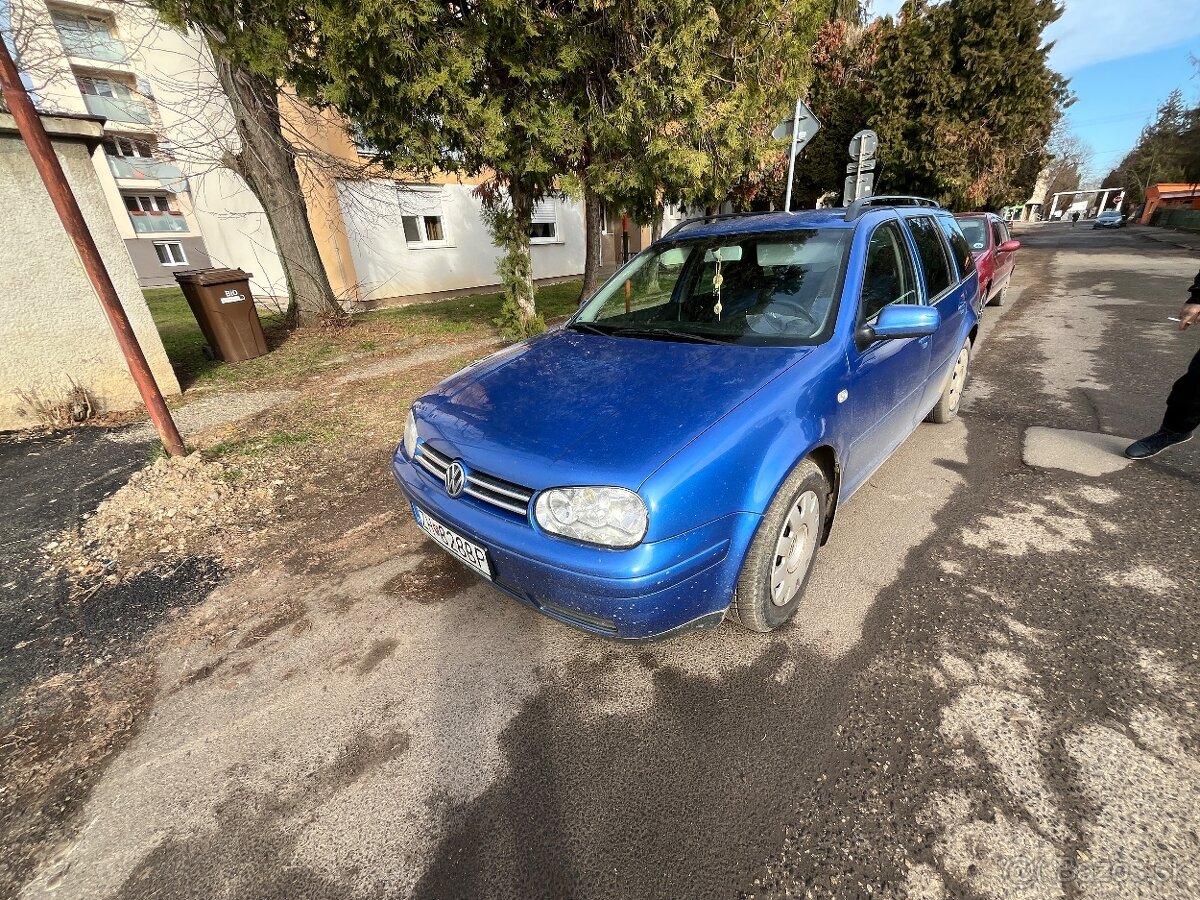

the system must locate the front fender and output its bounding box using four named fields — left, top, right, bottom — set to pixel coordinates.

left=638, top=344, right=849, bottom=542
